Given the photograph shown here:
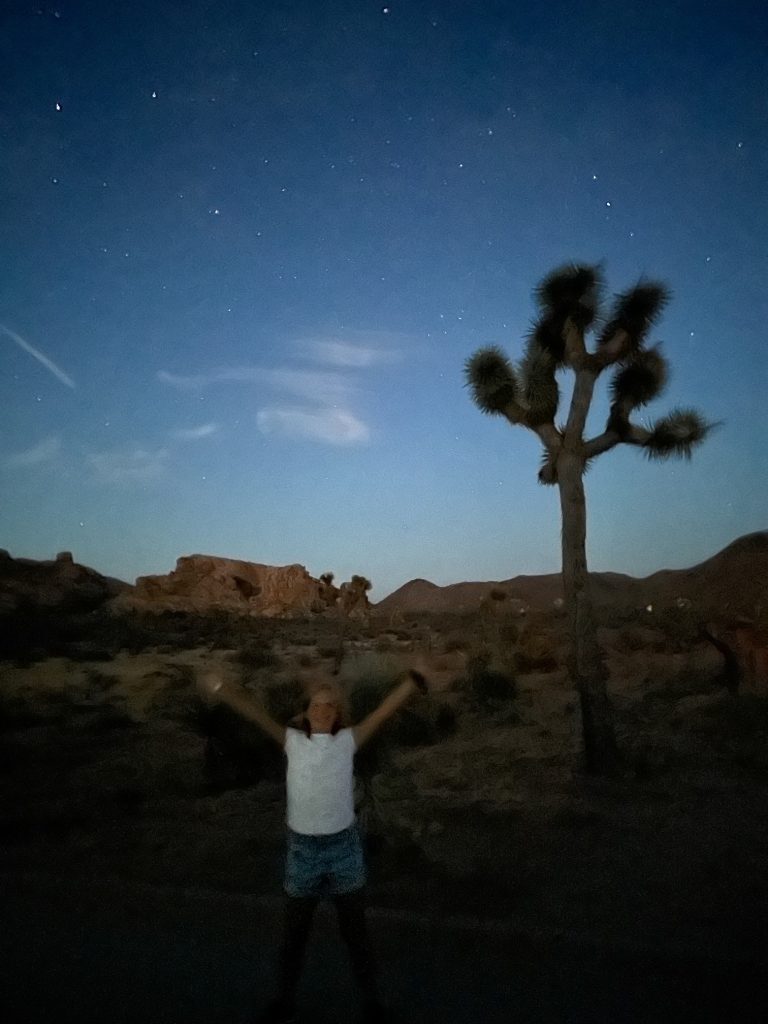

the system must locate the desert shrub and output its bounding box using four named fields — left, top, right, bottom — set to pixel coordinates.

left=618, top=626, right=648, bottom=652
left=435, top=702, right=458, bottom=736
left=598, top=605, right=642, bottom=629
left=0, top=695, right=56, bottom=731
left=82, top=668, right=119, bottom=702
left=640, top=664, right=720, bottom=706
left=341, top=651, right=402, bottom=691
left=658, top=605, right=700, bottom=647
left=442, top=634, right=470, bottom=653
left=0, top=606, right=63, bottom=664
left=95, top=708, right=137, bottom=731
left=264, top=677, right=306, bottom=724
left=498, top=622, right=520, bottom=644
left=146, top=665, right=200, bottom=725
left=197, top=701, right=283, bottom=789
left=234, top=639, right=278, bottom=671
left=461, top=650, right=517, bottom=711
left=347, top=663, right=453, bottom=767
left=317, top=643, right=343, bottom=660
left=684, top=694, right=768, bottom=767
left=347, top=675, right=397, bottom=726
left=513, top=650, right=559, bottom=674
